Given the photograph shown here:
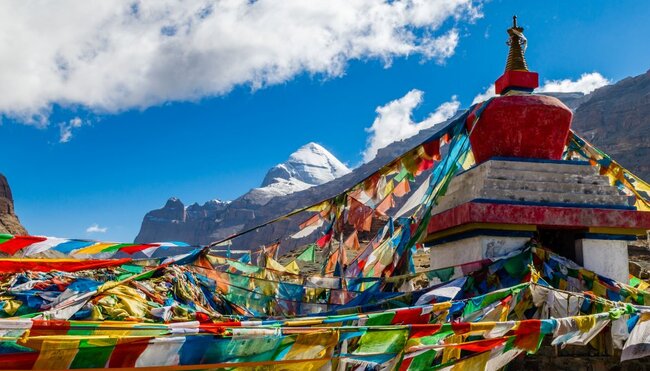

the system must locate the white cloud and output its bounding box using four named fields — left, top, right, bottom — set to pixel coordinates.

left=470, top=72, right=610, bottom=105
left=537, top=72, right=610, bottom=94
left=471, top=84, right=495, bottom=105
left=86, top=223, right=108, bottom=233
left=363, top=90, right=460, bottom=162
left=58, top=117, right=86, bottom=143
left=0, top=1, right=482, bottom=125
